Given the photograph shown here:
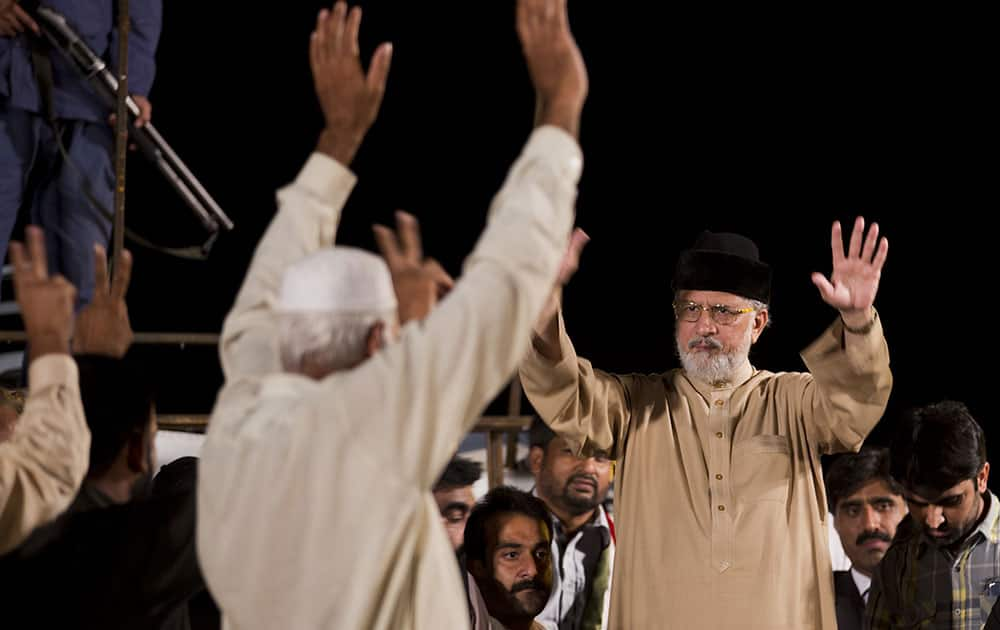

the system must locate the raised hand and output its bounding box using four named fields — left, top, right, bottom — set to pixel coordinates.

left=373, top=211, right=454, bottom=324
left=310, top=1, right=392, bottom=165
left=0, top=2, right=39, bottom=38
left=811, top=216, right=889, bottom=329
left=535, top=227, right=589, bottom=331
left=8, top=226, right=76, bottom=361
left=72, top=245, right=134, bottom=357
left=516, top=0, right=588, bottom=137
